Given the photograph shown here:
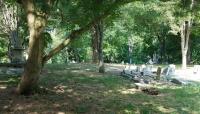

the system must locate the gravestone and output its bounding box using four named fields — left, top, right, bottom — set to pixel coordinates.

left=10, top=48, right=25, bottom=63
left=162, top=64, right=176, bottom=76
left=156, top=67, right=162, bottom=80
left=8, top=31, right=25, bottom=63
left=142, top=65, right=153, bottom=76
left=193, top=65, right=200, bottom=74
left=123, top=64, right=137, bottom=74
left=136, top=66, right=141, bottom=72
